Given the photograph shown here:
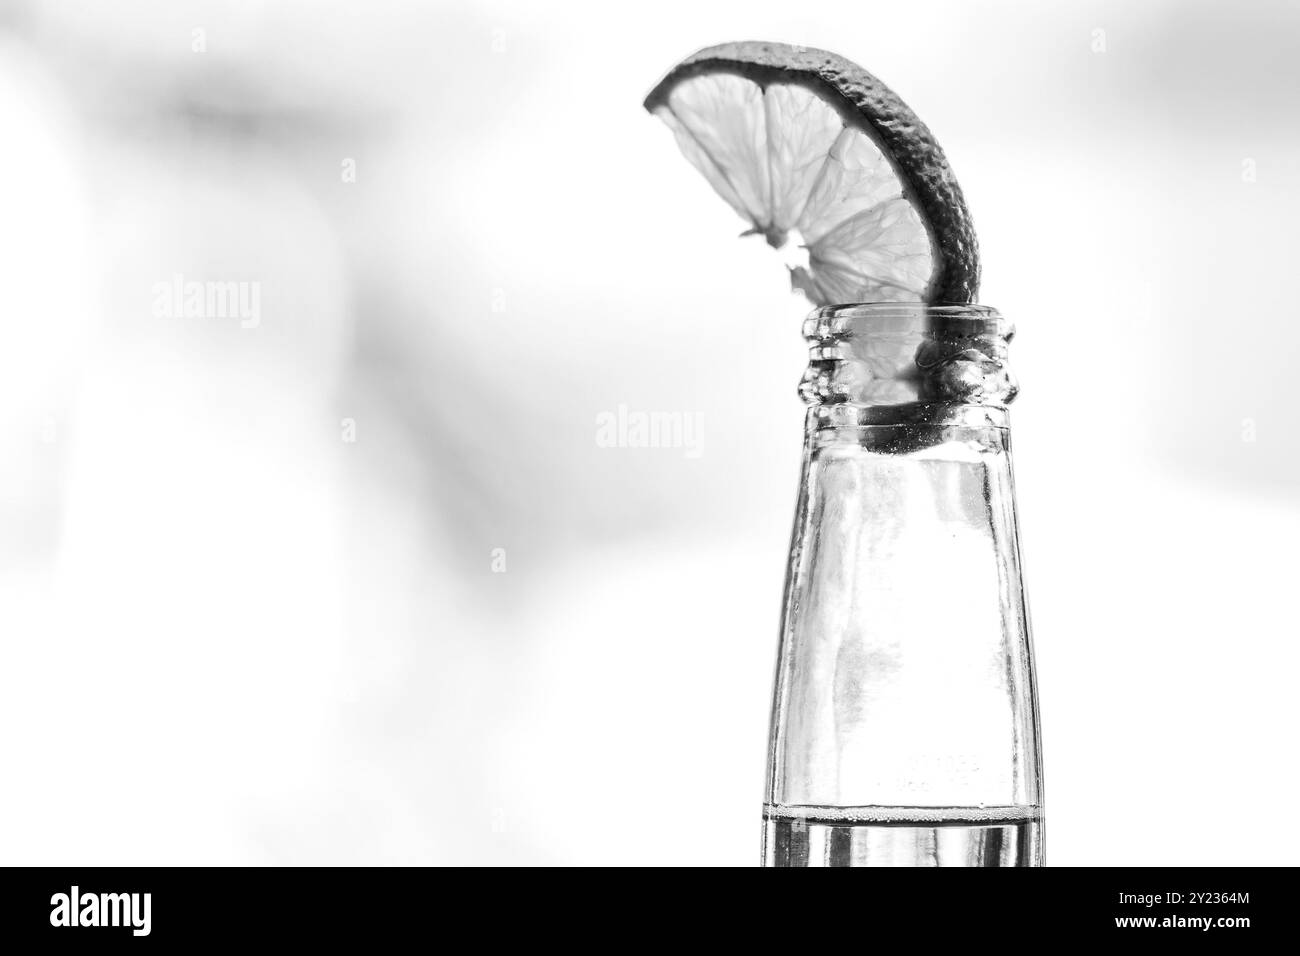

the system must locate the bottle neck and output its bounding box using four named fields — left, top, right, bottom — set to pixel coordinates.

left=768, top=308, right=1041, bottom=817
left=799, top=303, right=1018, bottom=430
